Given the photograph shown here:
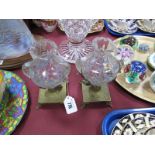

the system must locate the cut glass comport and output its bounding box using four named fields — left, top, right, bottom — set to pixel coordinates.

left=76, top=37, right=120, bottom=87
left=22, top=39, right=70, bottom=89
left=58, top=19, right=98, bottom=63
left=80, top=51, right=120, bottom=87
